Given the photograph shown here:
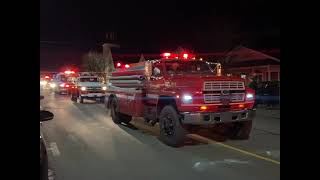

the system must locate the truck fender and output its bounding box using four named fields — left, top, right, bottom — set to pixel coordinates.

left=156, top=96, right=179, bottom=119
